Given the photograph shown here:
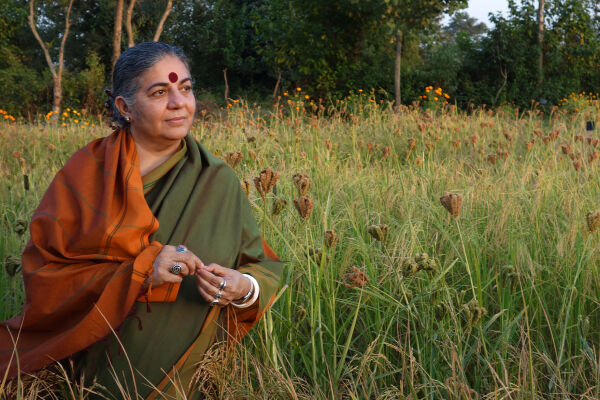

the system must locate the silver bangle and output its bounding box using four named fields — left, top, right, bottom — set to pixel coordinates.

left=231, top=274, right=259, bottom=308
